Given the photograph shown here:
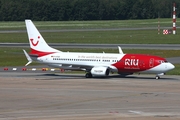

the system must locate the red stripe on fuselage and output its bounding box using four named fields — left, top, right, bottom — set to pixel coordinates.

left=112, top=54, right=166, bottom=73
left=30, top=48, right=56, bottom=57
